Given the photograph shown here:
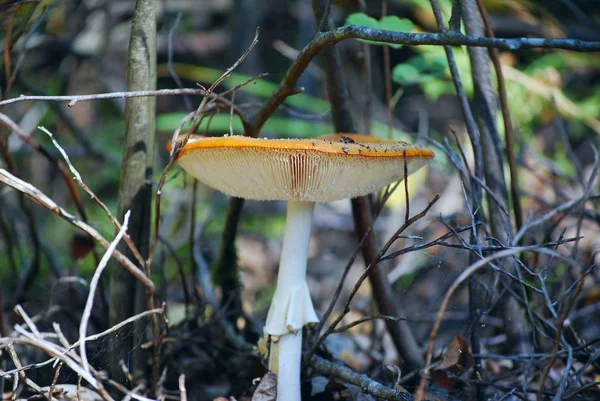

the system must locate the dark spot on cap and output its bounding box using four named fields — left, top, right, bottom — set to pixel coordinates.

left=338, top=136, right=356, bottom=144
